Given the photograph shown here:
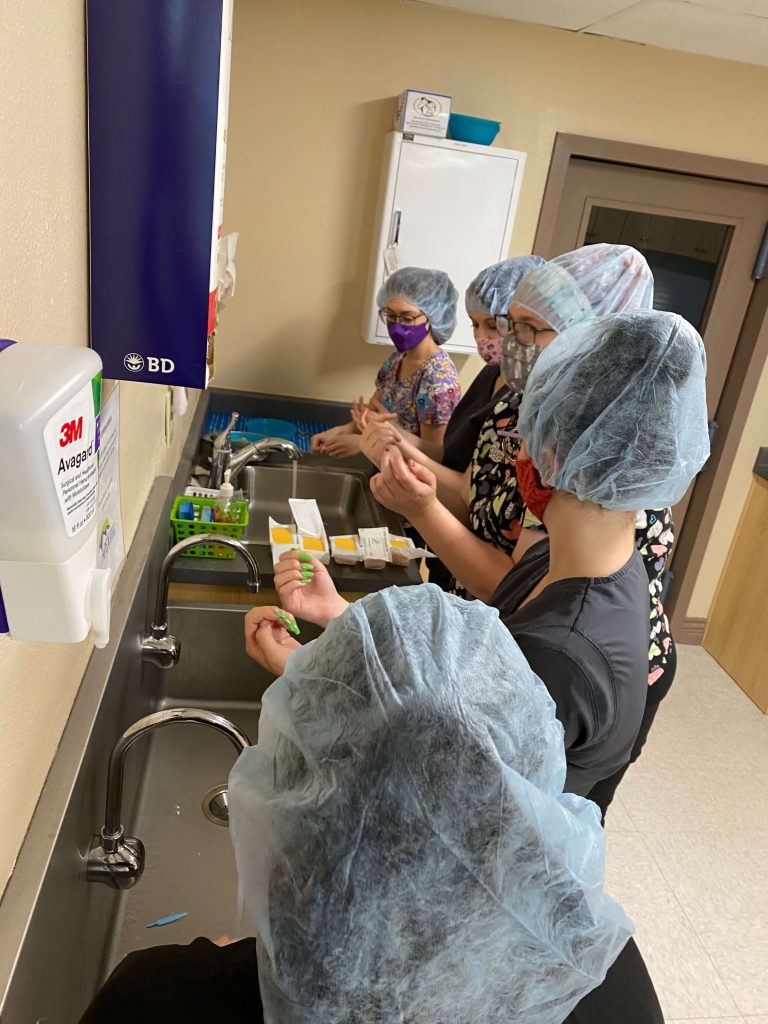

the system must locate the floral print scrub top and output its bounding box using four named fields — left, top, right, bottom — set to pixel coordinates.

left=635, top=508, right=675, bottom=687
left=467, top=385, right=525, bottom=554
left=448, top=385, right=525, bottom=598
left=375, top=350, right=461, bottom=436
